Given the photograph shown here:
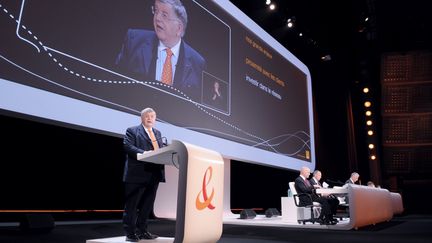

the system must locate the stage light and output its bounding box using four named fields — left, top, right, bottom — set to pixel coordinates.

left=269, top=3, right=275, bottom=10
left=321, top=55, right=332, bottom=61
left=266, top=0, right=271, bottom=5
left=371, top=155, right=376, bottom=160
left=368, top=144, right=374, bottom=149
left=299, top=32, right=303, bottom=37
left=363, top=87, right=369, bottom=93
left=286, top=17, right=296, bottom=28
left=364, top=101, right=371, bottom=107
left=366, top=120, right=373, bottom=126
left=286, top=18, right=295, bottom=28
left=366, top=110, right=372, bottom=116
left=368, top=130, right=374, bottom=135
left=240, top=209, right=257, bottom=219
left=265, top=208, right=281, bottom=218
